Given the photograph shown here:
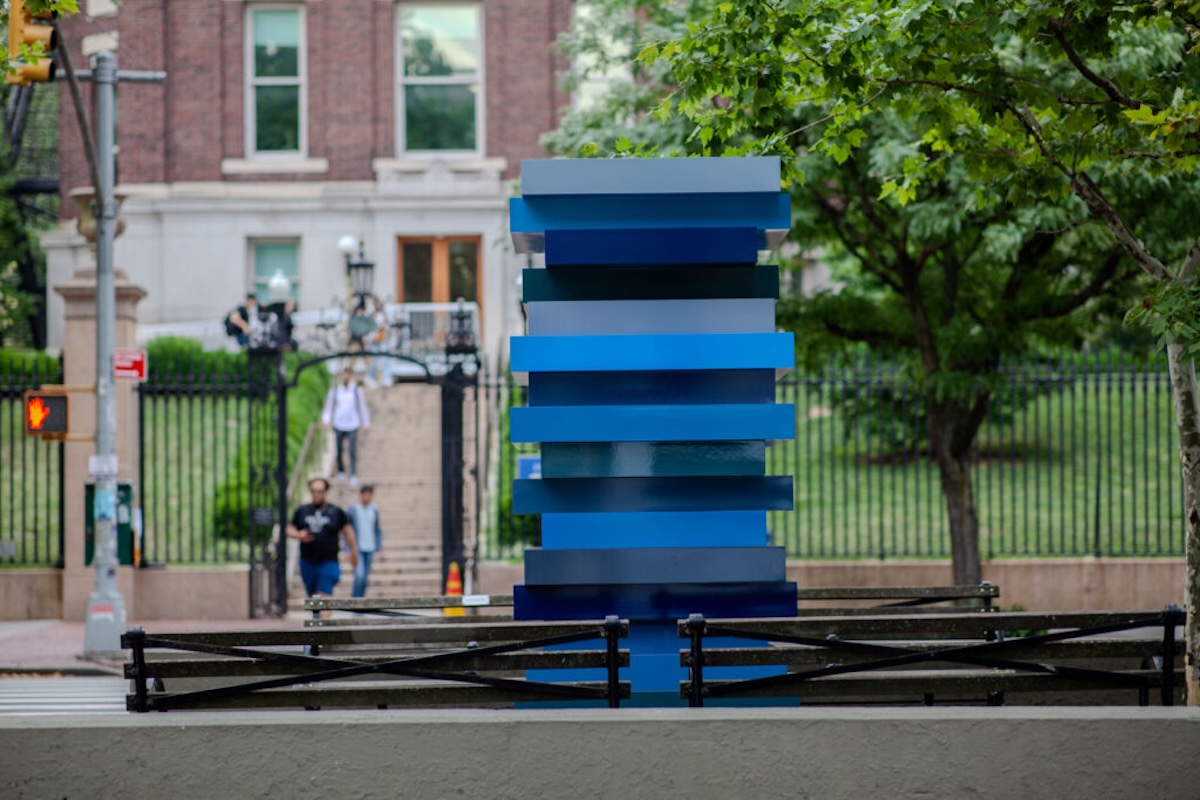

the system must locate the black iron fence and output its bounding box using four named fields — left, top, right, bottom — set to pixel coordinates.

left=476, top=354, right=1185, bottom=561
left=0, top=355, right=64, bottom=567
left=138, top=364, right=254, bottom=565
left=137, top=347, right=331, bottom=577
